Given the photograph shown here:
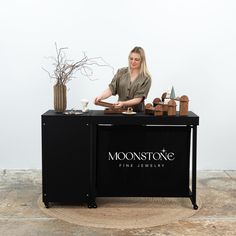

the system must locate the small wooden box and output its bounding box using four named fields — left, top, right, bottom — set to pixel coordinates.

left=145, top=103, right=154, bottom=115
left=154, top=105, right=163, bottom=116
left=161, top=103, right=169, bottom=115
